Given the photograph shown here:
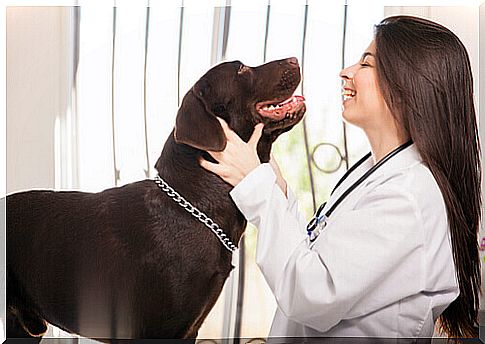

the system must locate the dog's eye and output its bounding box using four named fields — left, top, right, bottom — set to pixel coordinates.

left=212, top=103, right=227, bottom=115
left=238, top=64, right=250, bottom=75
